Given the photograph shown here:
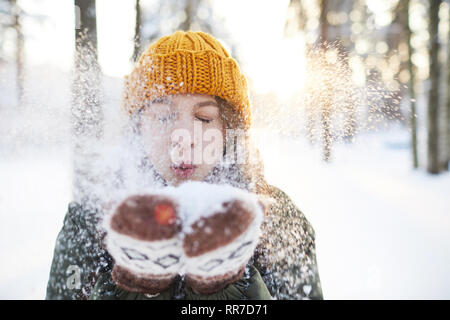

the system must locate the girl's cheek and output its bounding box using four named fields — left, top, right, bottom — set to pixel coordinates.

left=142, top=129, right=171, bottom=157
